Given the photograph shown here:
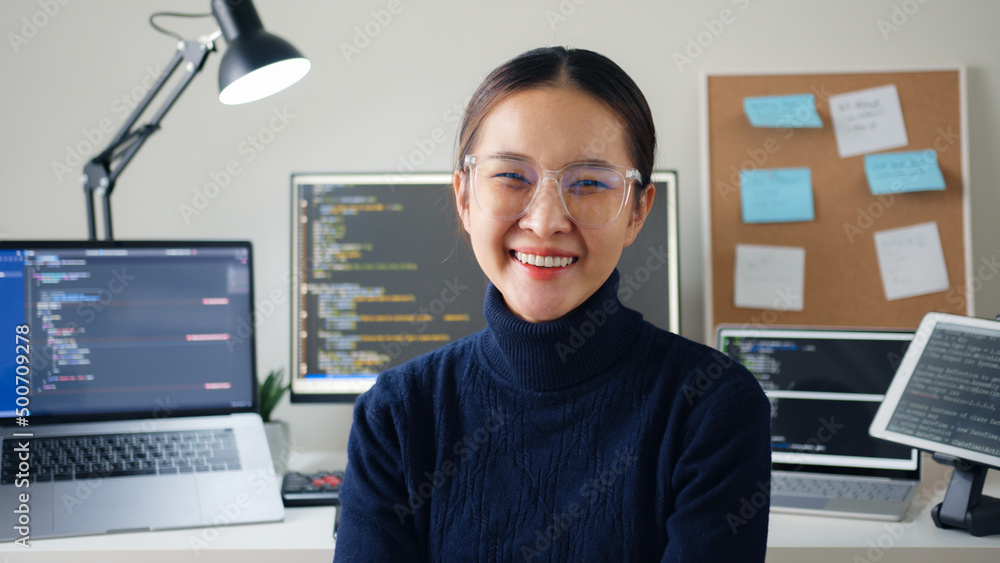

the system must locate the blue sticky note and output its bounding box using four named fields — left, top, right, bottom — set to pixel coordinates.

left=740, top=168, right=815, bottom=224
left=743, top=94, right=823, bottom=128
left=864, top=150, right=946, bottom=195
